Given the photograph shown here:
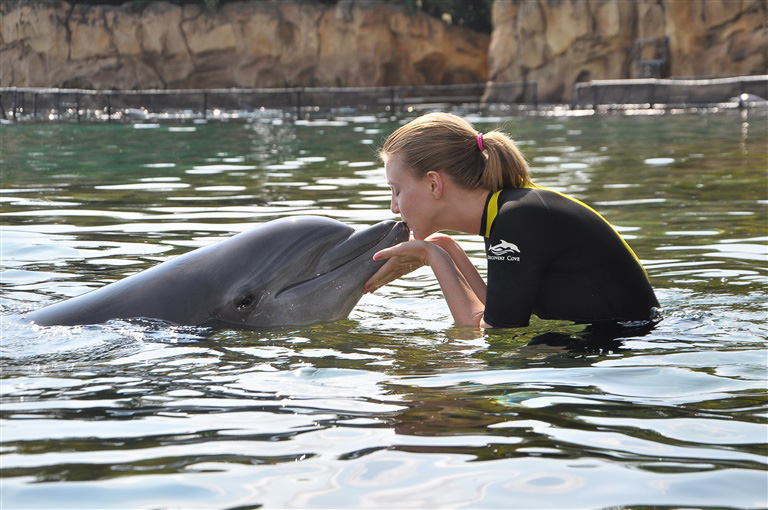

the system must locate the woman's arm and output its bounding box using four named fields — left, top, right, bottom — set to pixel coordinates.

left=368, top=240, right=491, bottom=328
left=426, top=234, right=487, bottom=305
